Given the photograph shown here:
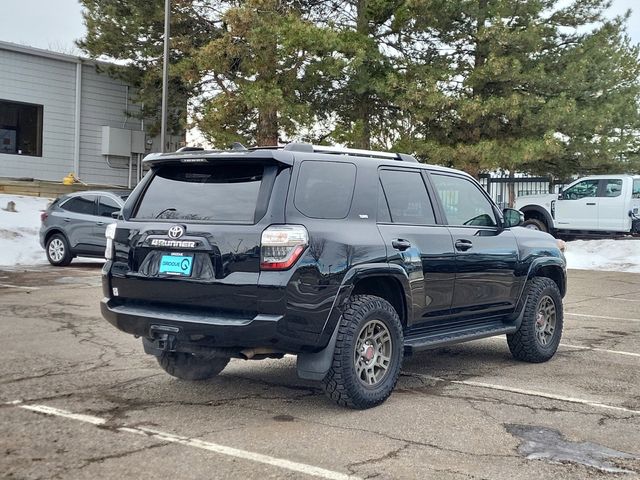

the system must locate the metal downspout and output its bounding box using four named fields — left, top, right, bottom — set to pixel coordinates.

left=73, top=62, right=82, bottom=176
